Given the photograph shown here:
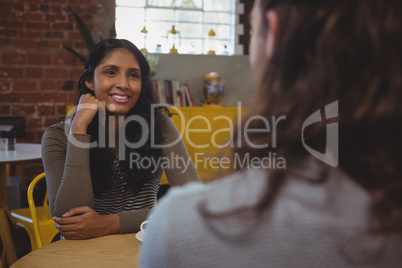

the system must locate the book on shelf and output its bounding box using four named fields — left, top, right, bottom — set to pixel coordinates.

left=182, top=83, right=195, bottom=107
left=152, top=79, right=195, bottom=107
left=163, top=79, right=174, bottom=105
left=155, top=80, right=166, bottom=104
